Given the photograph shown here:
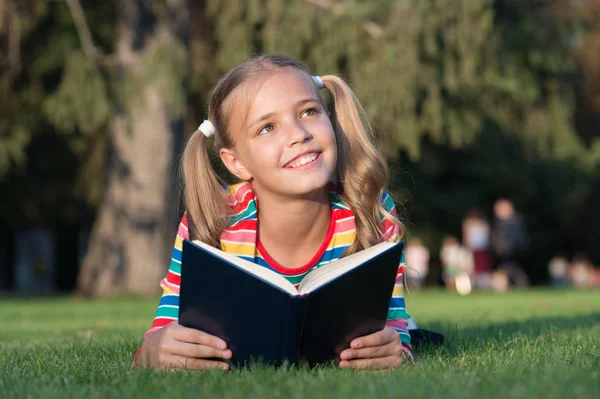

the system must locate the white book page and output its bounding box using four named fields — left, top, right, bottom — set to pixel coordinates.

left=297, top=241, right=397, bottom=295
left=190, top=240, right=298, bottom=296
